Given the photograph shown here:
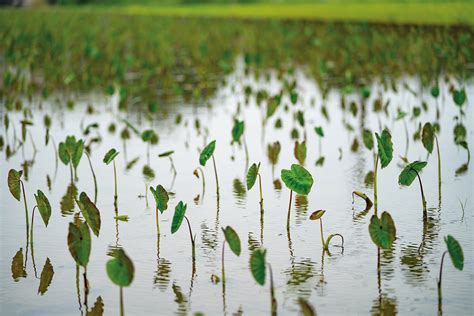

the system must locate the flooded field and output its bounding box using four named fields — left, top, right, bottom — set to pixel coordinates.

left=1, top=12, right=473, bottom=316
